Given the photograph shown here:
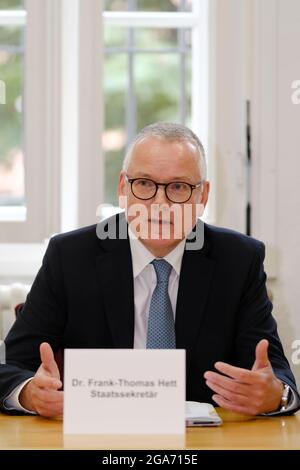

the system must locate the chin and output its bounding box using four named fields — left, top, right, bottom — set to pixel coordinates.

left=142, top=237, right=183, bottom=257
